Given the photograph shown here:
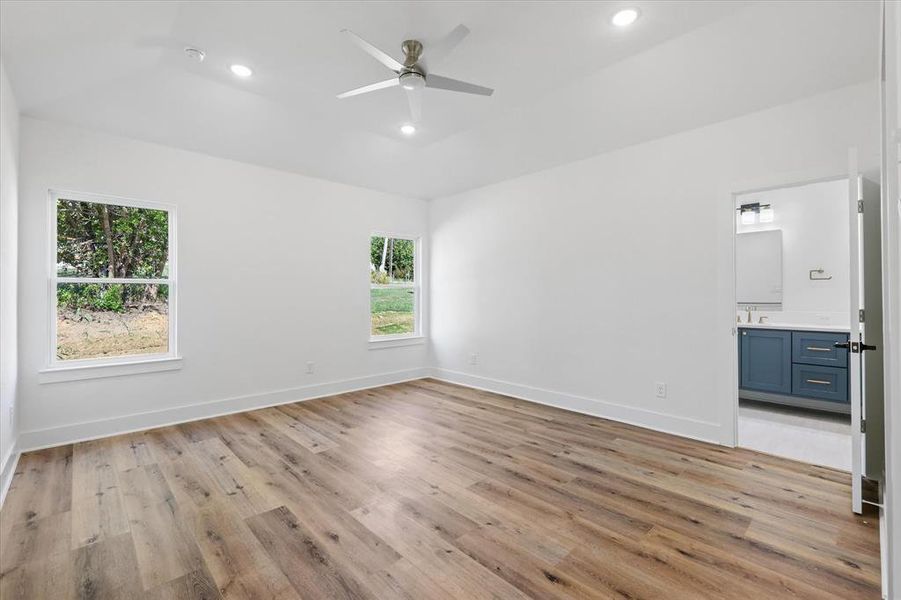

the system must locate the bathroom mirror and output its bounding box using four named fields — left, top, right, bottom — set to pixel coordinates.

left=736, top=230, right=783, bottom=306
